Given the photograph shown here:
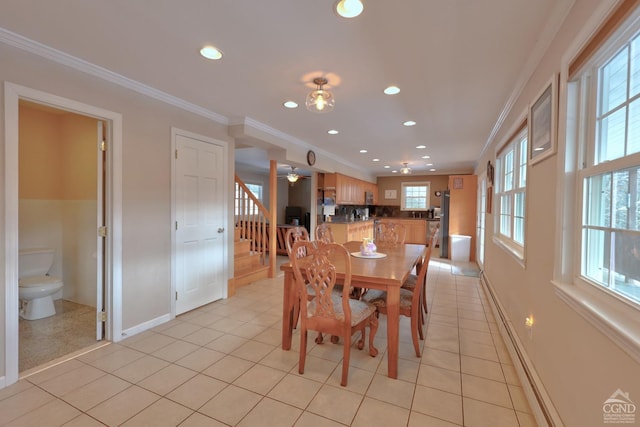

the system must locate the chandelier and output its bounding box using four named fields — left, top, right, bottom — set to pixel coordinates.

left=287, top=166, right=300, bottom=183
left=306, top=77, right=335, bottom=113
left=400, top=163, right=412, bottom=175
